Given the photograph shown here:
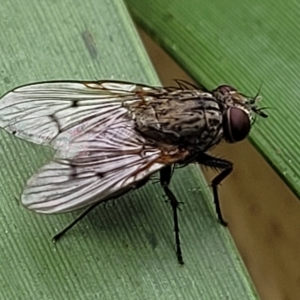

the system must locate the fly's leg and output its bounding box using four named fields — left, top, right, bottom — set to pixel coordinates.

left=160, top=166, right=184, bottom=265
left=52, top=177, right=150, bottom=242
left=52, top=202, right=101, bottom=242
left=196, top=153, right=233, bottom=226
